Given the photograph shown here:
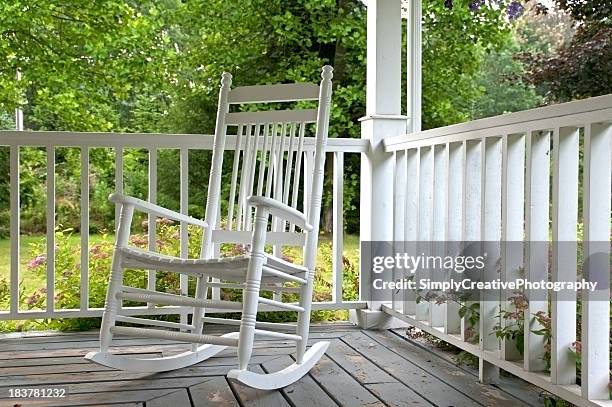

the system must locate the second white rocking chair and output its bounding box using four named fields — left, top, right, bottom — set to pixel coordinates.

left=85, top=66, right=334, bottom=390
